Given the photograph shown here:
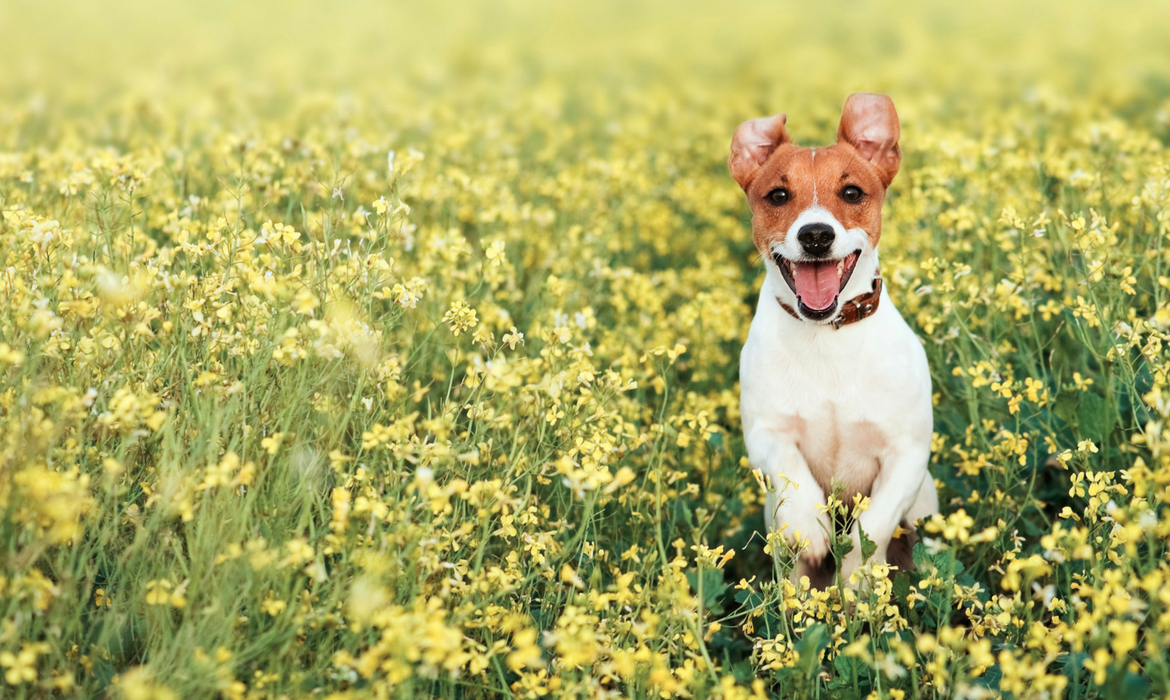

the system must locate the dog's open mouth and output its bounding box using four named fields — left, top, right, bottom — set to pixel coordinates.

left=775, top=250, right=861, bottom=320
